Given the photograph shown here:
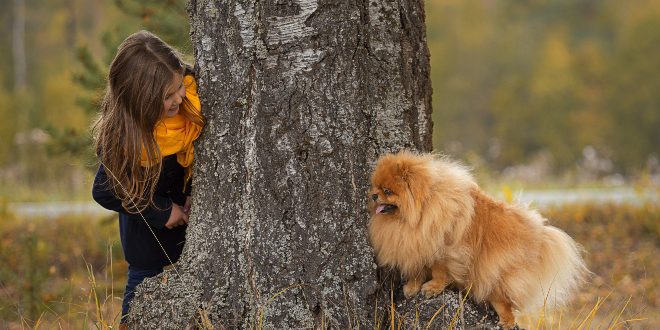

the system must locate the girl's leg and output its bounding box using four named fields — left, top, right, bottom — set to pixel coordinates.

left=121, top=265, right=163, bottom=323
